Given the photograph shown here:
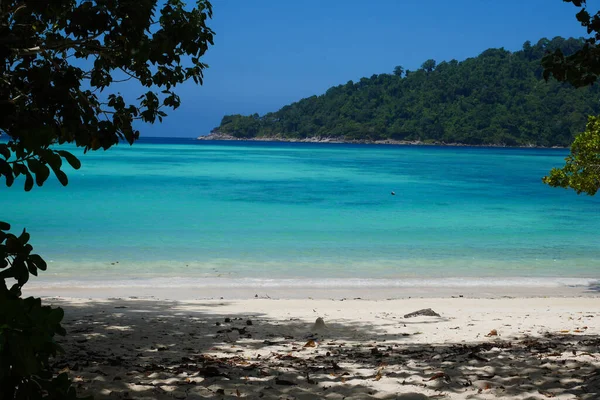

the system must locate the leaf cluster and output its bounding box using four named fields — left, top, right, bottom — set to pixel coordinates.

left=543, top=115, right=600, bottom=194
left=0, top=221, right=46, bottom=293
left=1, top=0, right=214, bottom=190
left=542, top=1, right=600, bottom=87
left=0, top=222, right=87, bottom=400
left=0, top=279, right=84, bottom=400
